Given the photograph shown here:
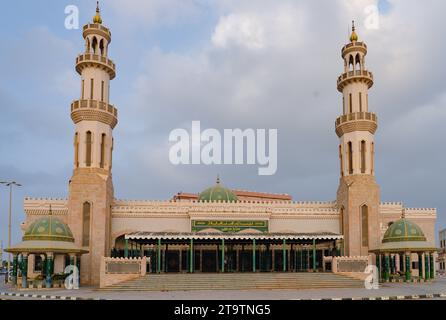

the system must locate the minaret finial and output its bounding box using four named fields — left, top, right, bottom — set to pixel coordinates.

left=216, top=175, right=220, bottom=185
left=49, top=204, right=53, bottom=216
left=93, top=1, right=103, bottom=24
left=350, top=20, right=358, bottom=42
left=401, top=208, right=406, bottom=219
